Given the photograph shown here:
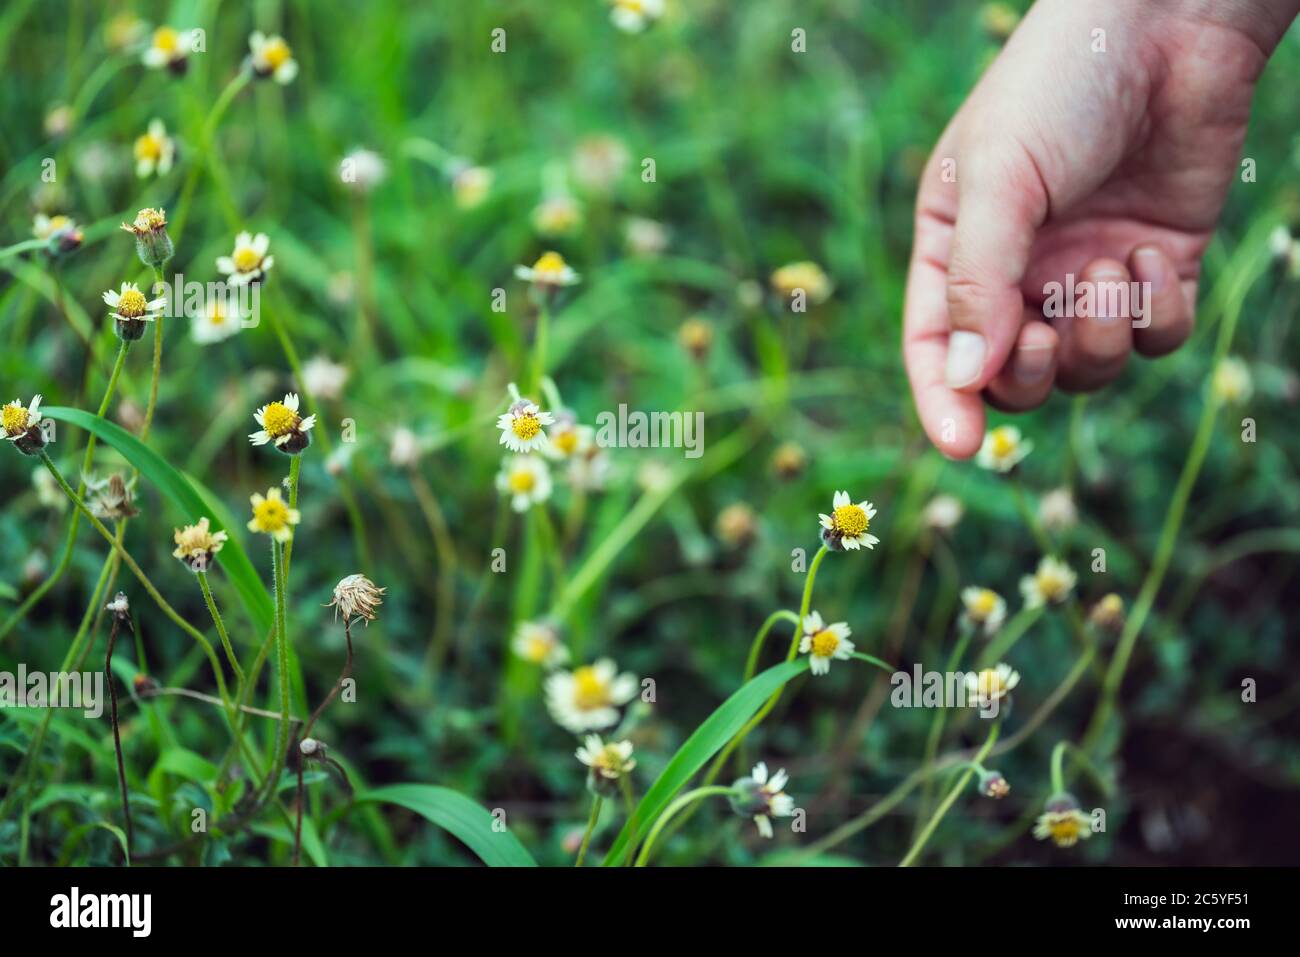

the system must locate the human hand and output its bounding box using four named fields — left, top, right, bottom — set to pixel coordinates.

left=903, top=0, right=1299, bottom=457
